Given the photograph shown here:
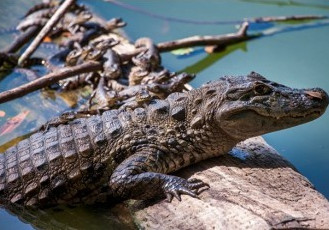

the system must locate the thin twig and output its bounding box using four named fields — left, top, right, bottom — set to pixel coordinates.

left=0, top=48, right=147, bottom=104
left=0, top=61, right=102, bottom=104
left=18, top=0, right=76, bottom=66
left=105, top=0, right=327, bottom=25
left=157, top=22, right=257, bottom=52
left=0, top=24, right=254, bottom=103
left=251, top=15, right=327, bottom=23
left=105, top=0, right=242, bottom=25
